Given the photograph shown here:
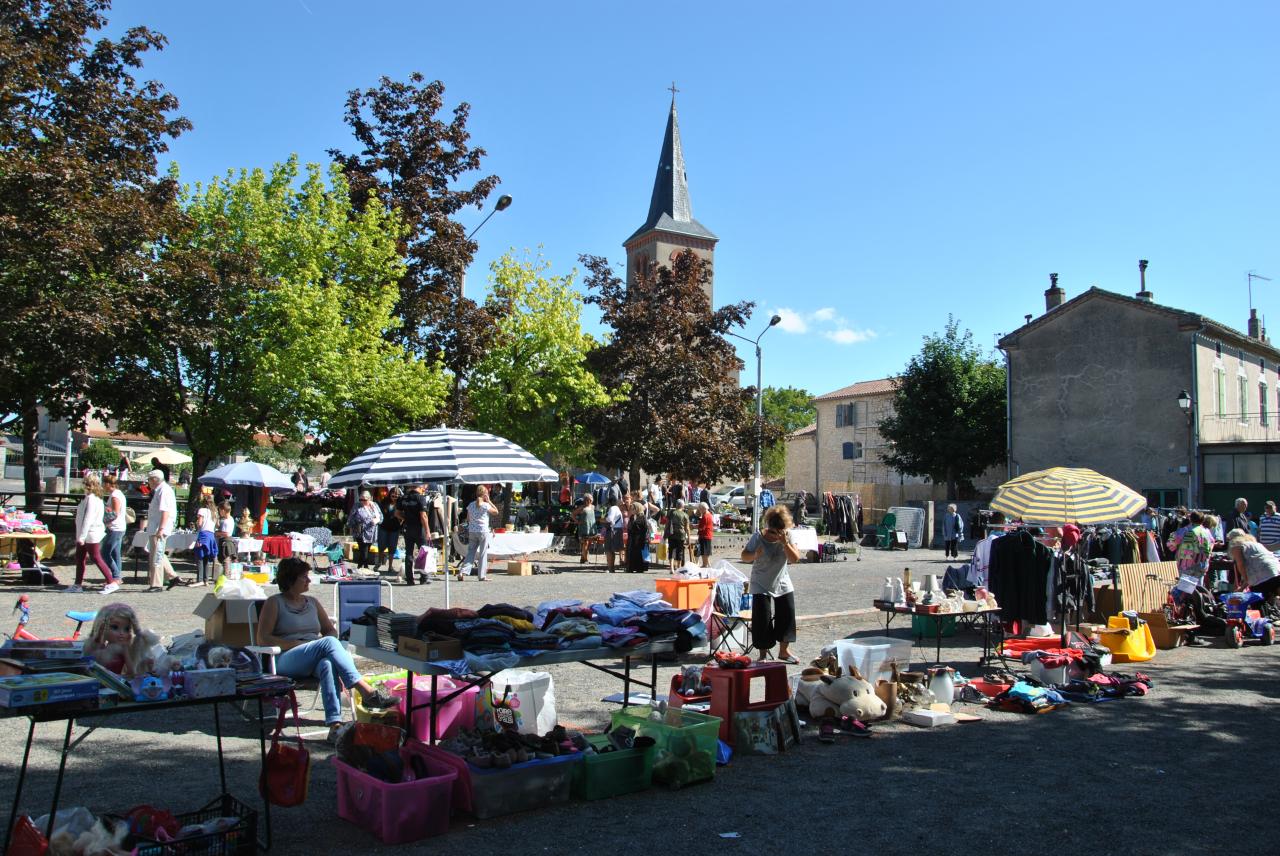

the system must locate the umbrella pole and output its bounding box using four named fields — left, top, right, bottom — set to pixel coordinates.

left=444, top=484, right=453, bottom=609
